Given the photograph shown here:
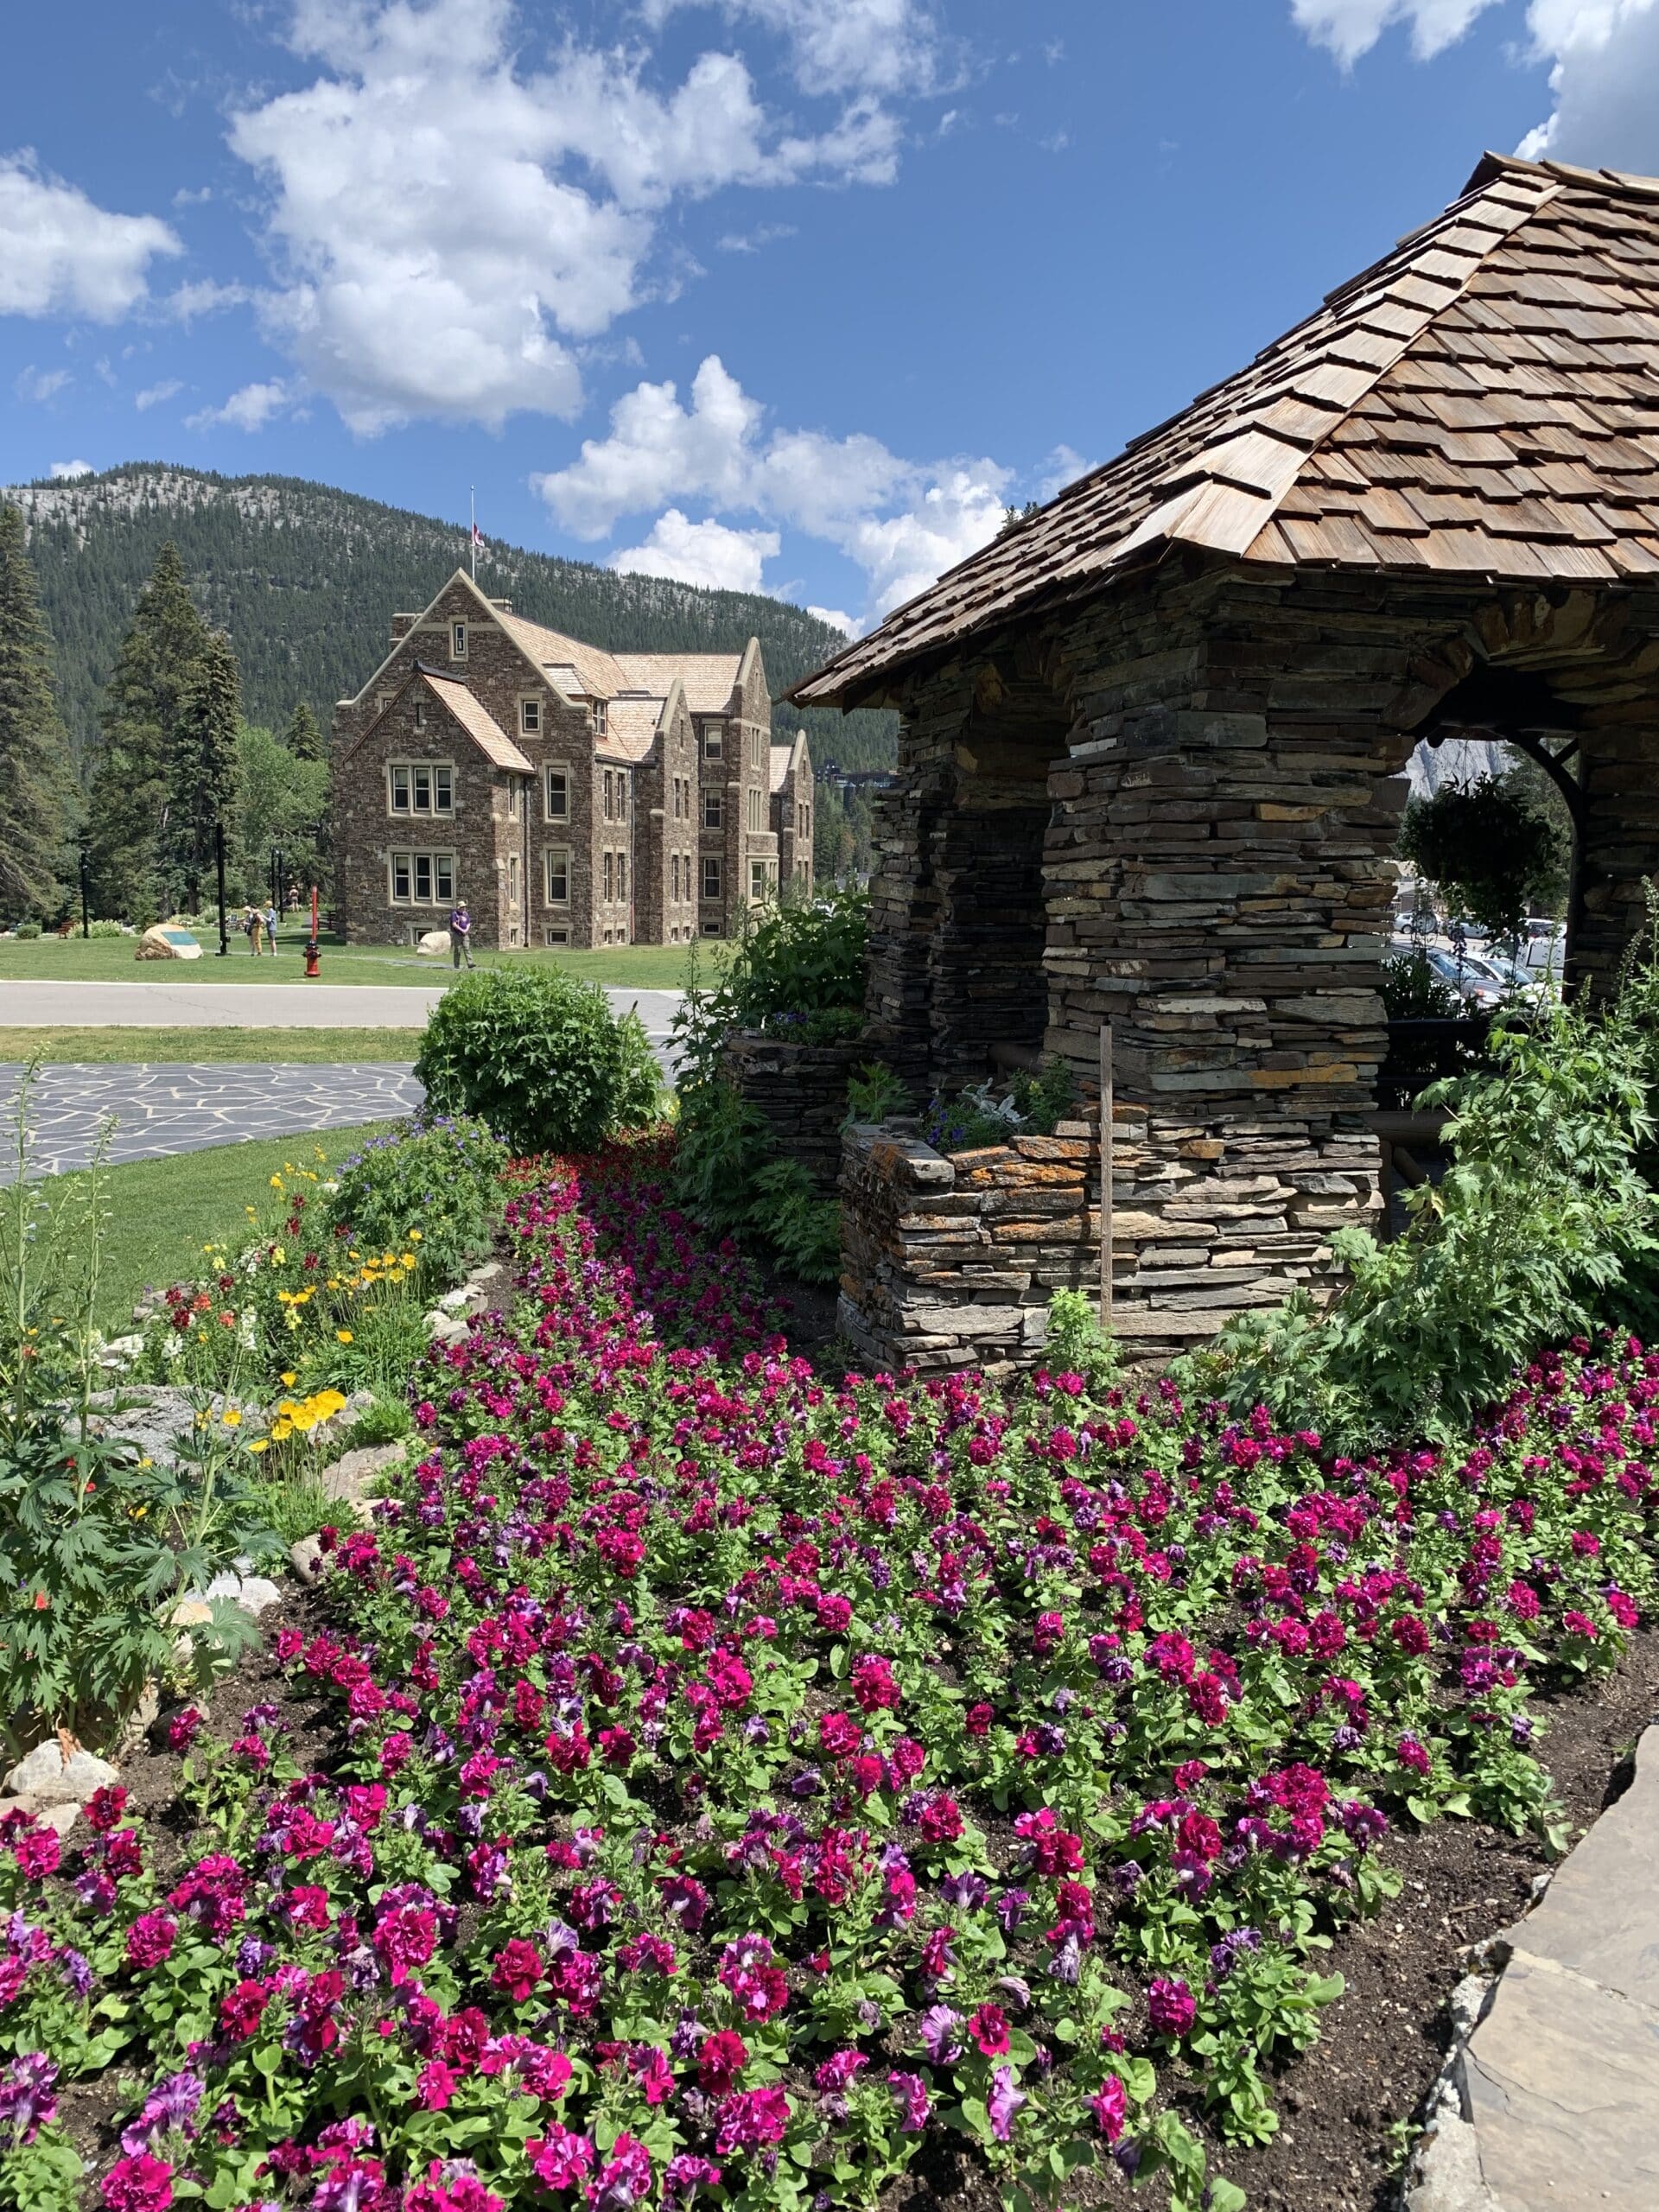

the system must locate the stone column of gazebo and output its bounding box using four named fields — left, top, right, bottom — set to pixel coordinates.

left=790, top=153, right=1659, bottom=1373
